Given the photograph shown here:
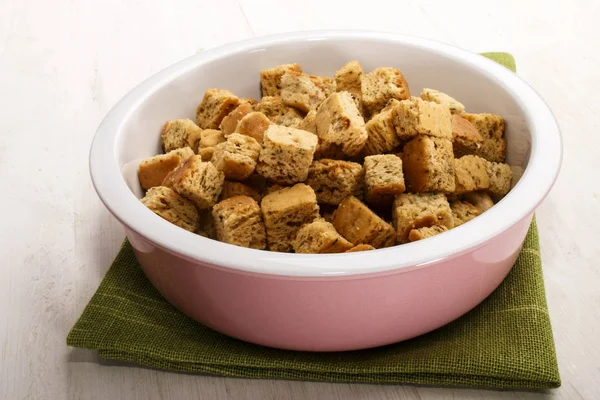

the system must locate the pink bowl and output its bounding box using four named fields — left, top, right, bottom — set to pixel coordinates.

left=89, top=31, right=562, bottom=351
